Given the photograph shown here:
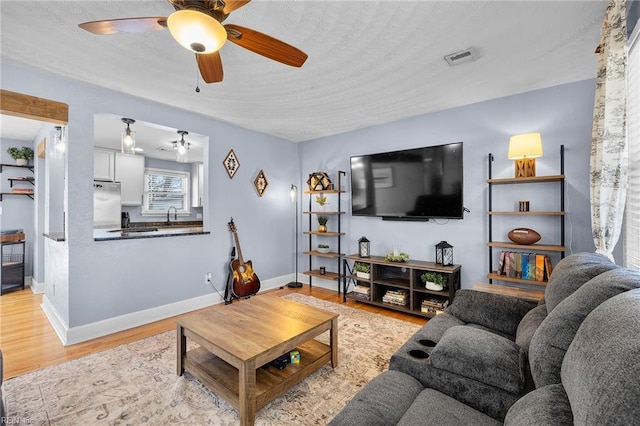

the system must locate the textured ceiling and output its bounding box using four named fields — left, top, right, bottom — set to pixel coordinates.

left=0, top=1, right=606, bottom=143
